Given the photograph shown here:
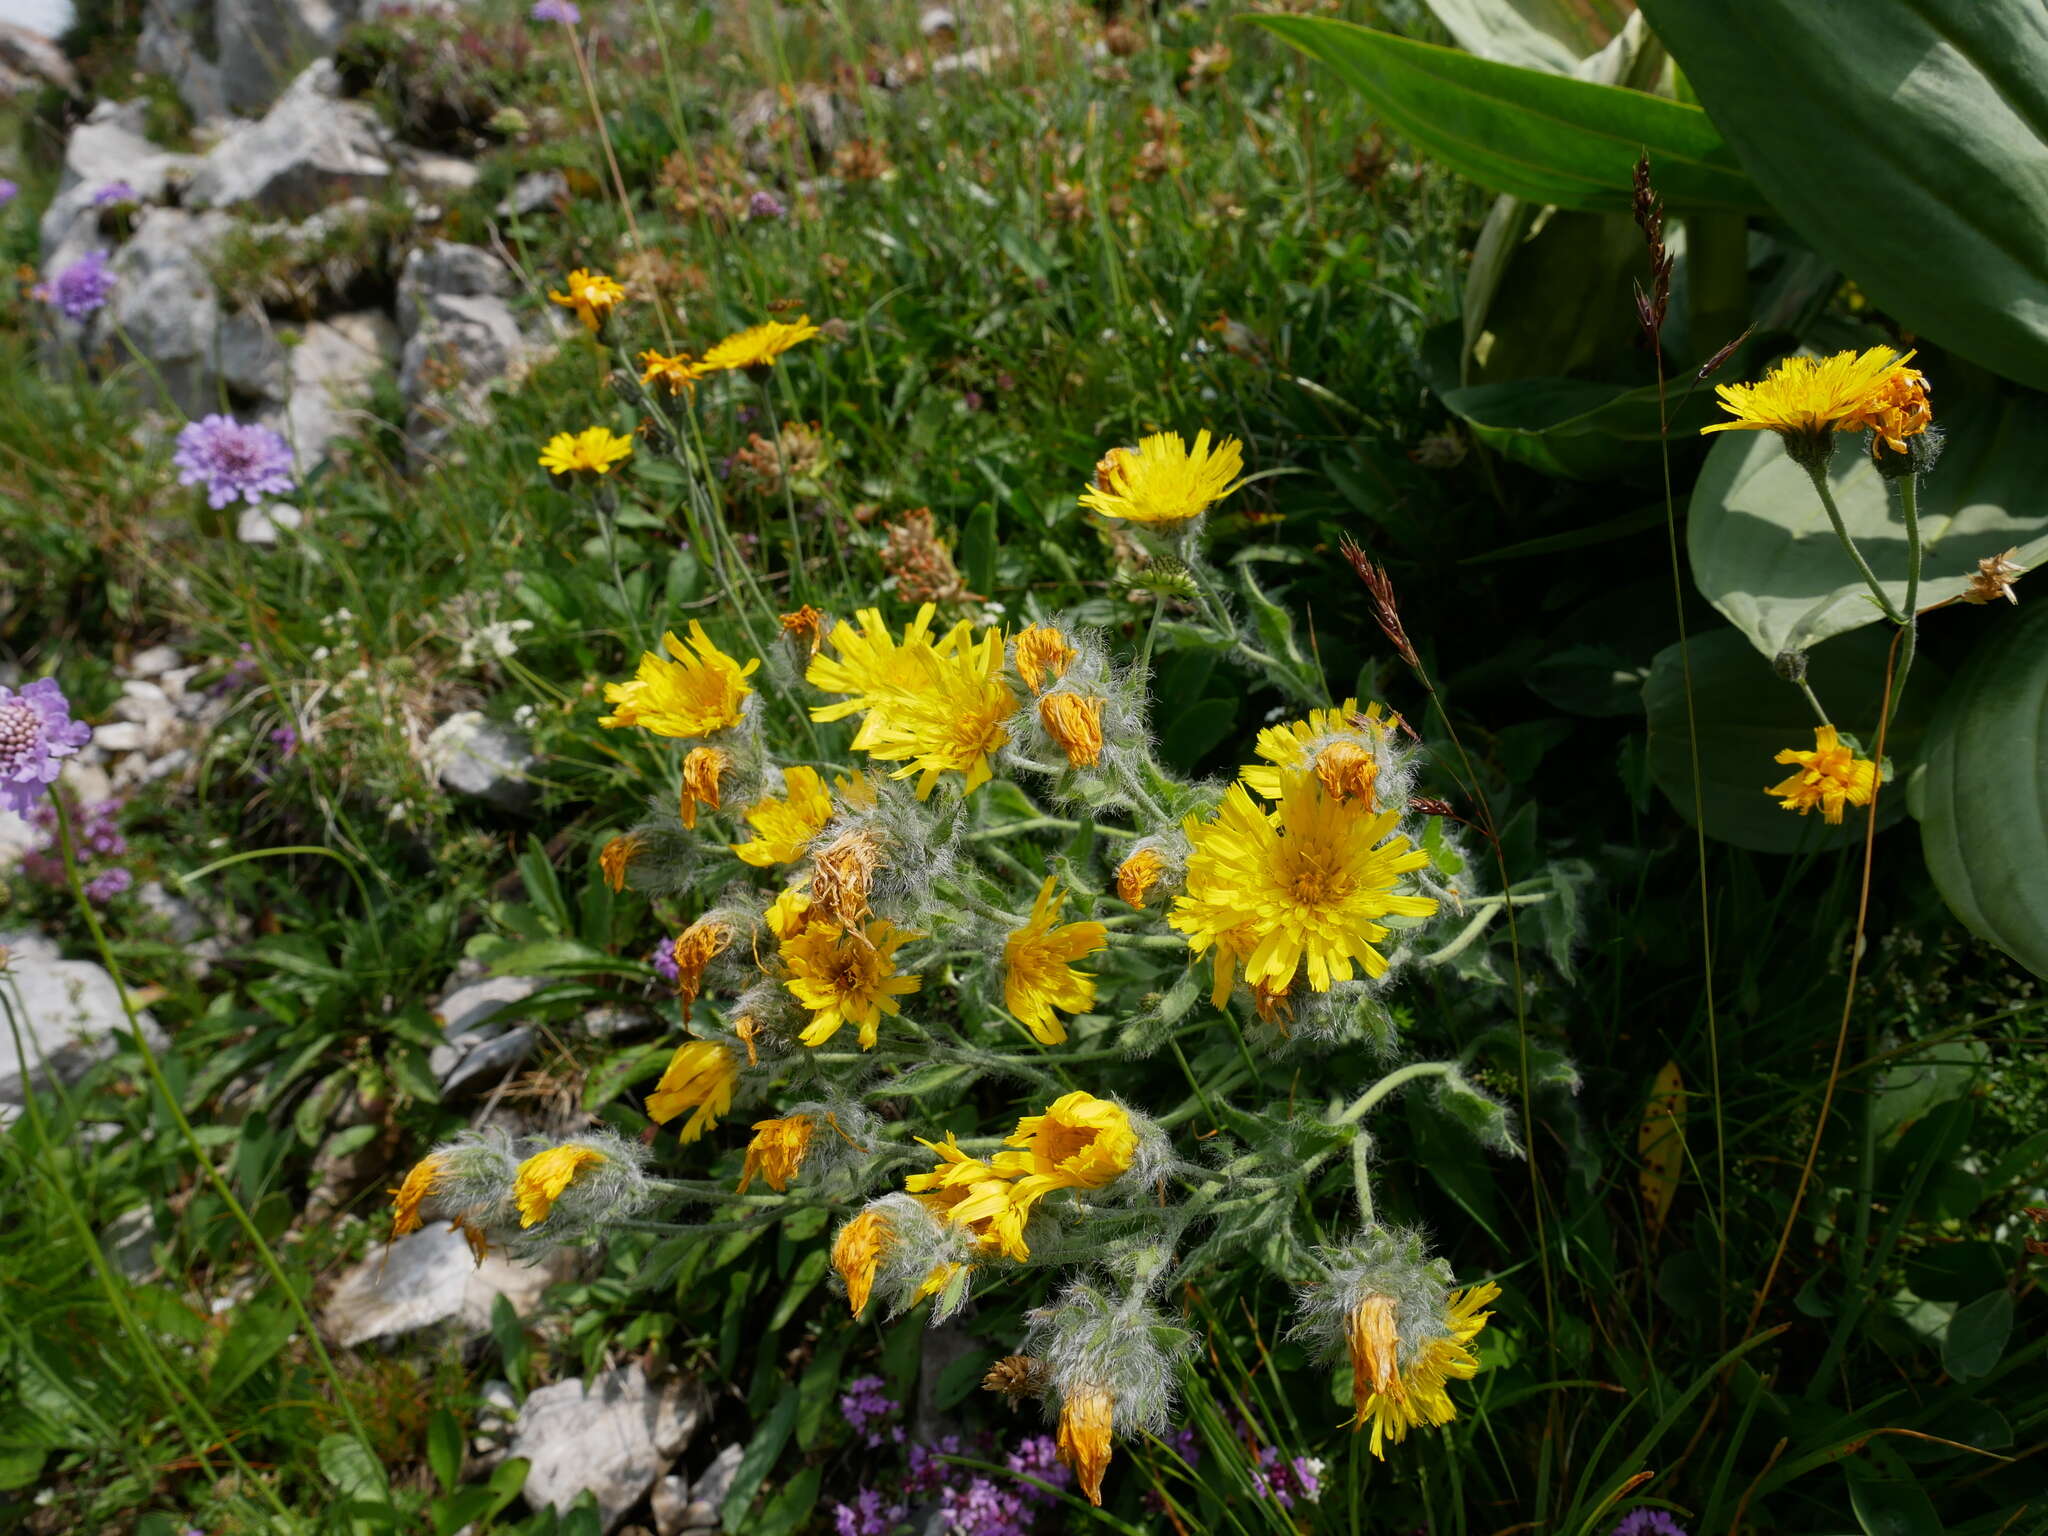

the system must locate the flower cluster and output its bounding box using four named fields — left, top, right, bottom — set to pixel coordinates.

left=172, top=415, right=296, bottom=510
left=21, top=795, right=130, bottom=903
left=41, top=249, right=115, bottom=322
